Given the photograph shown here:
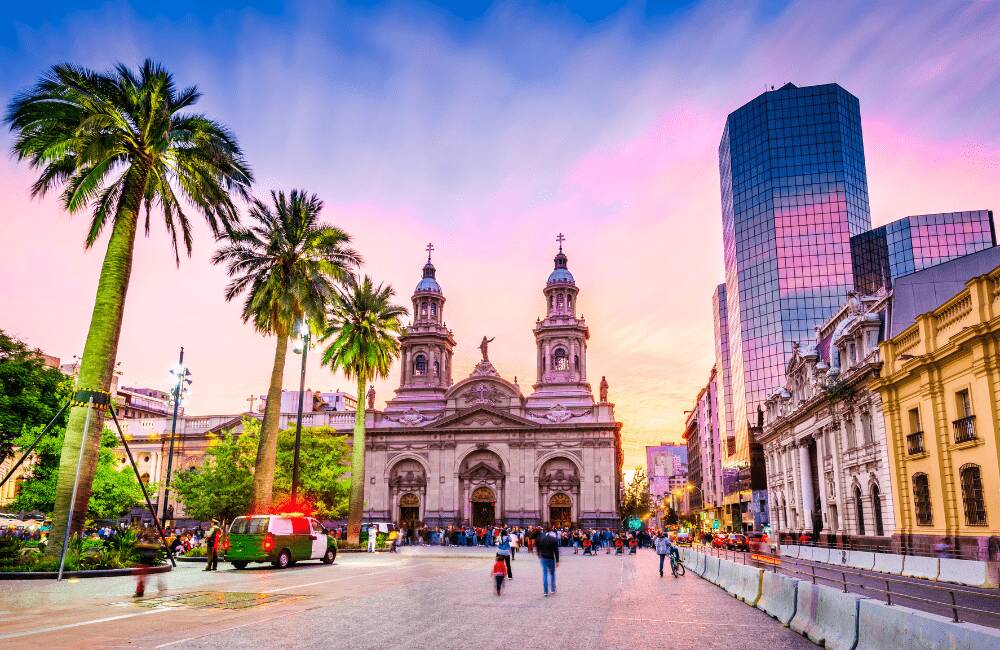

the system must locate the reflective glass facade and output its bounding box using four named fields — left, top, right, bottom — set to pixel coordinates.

left=721, top=83, right=871, bottom=466
left=851, top=211, right=996, bottom=293
left=712, top=284, right=736, bottom=458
